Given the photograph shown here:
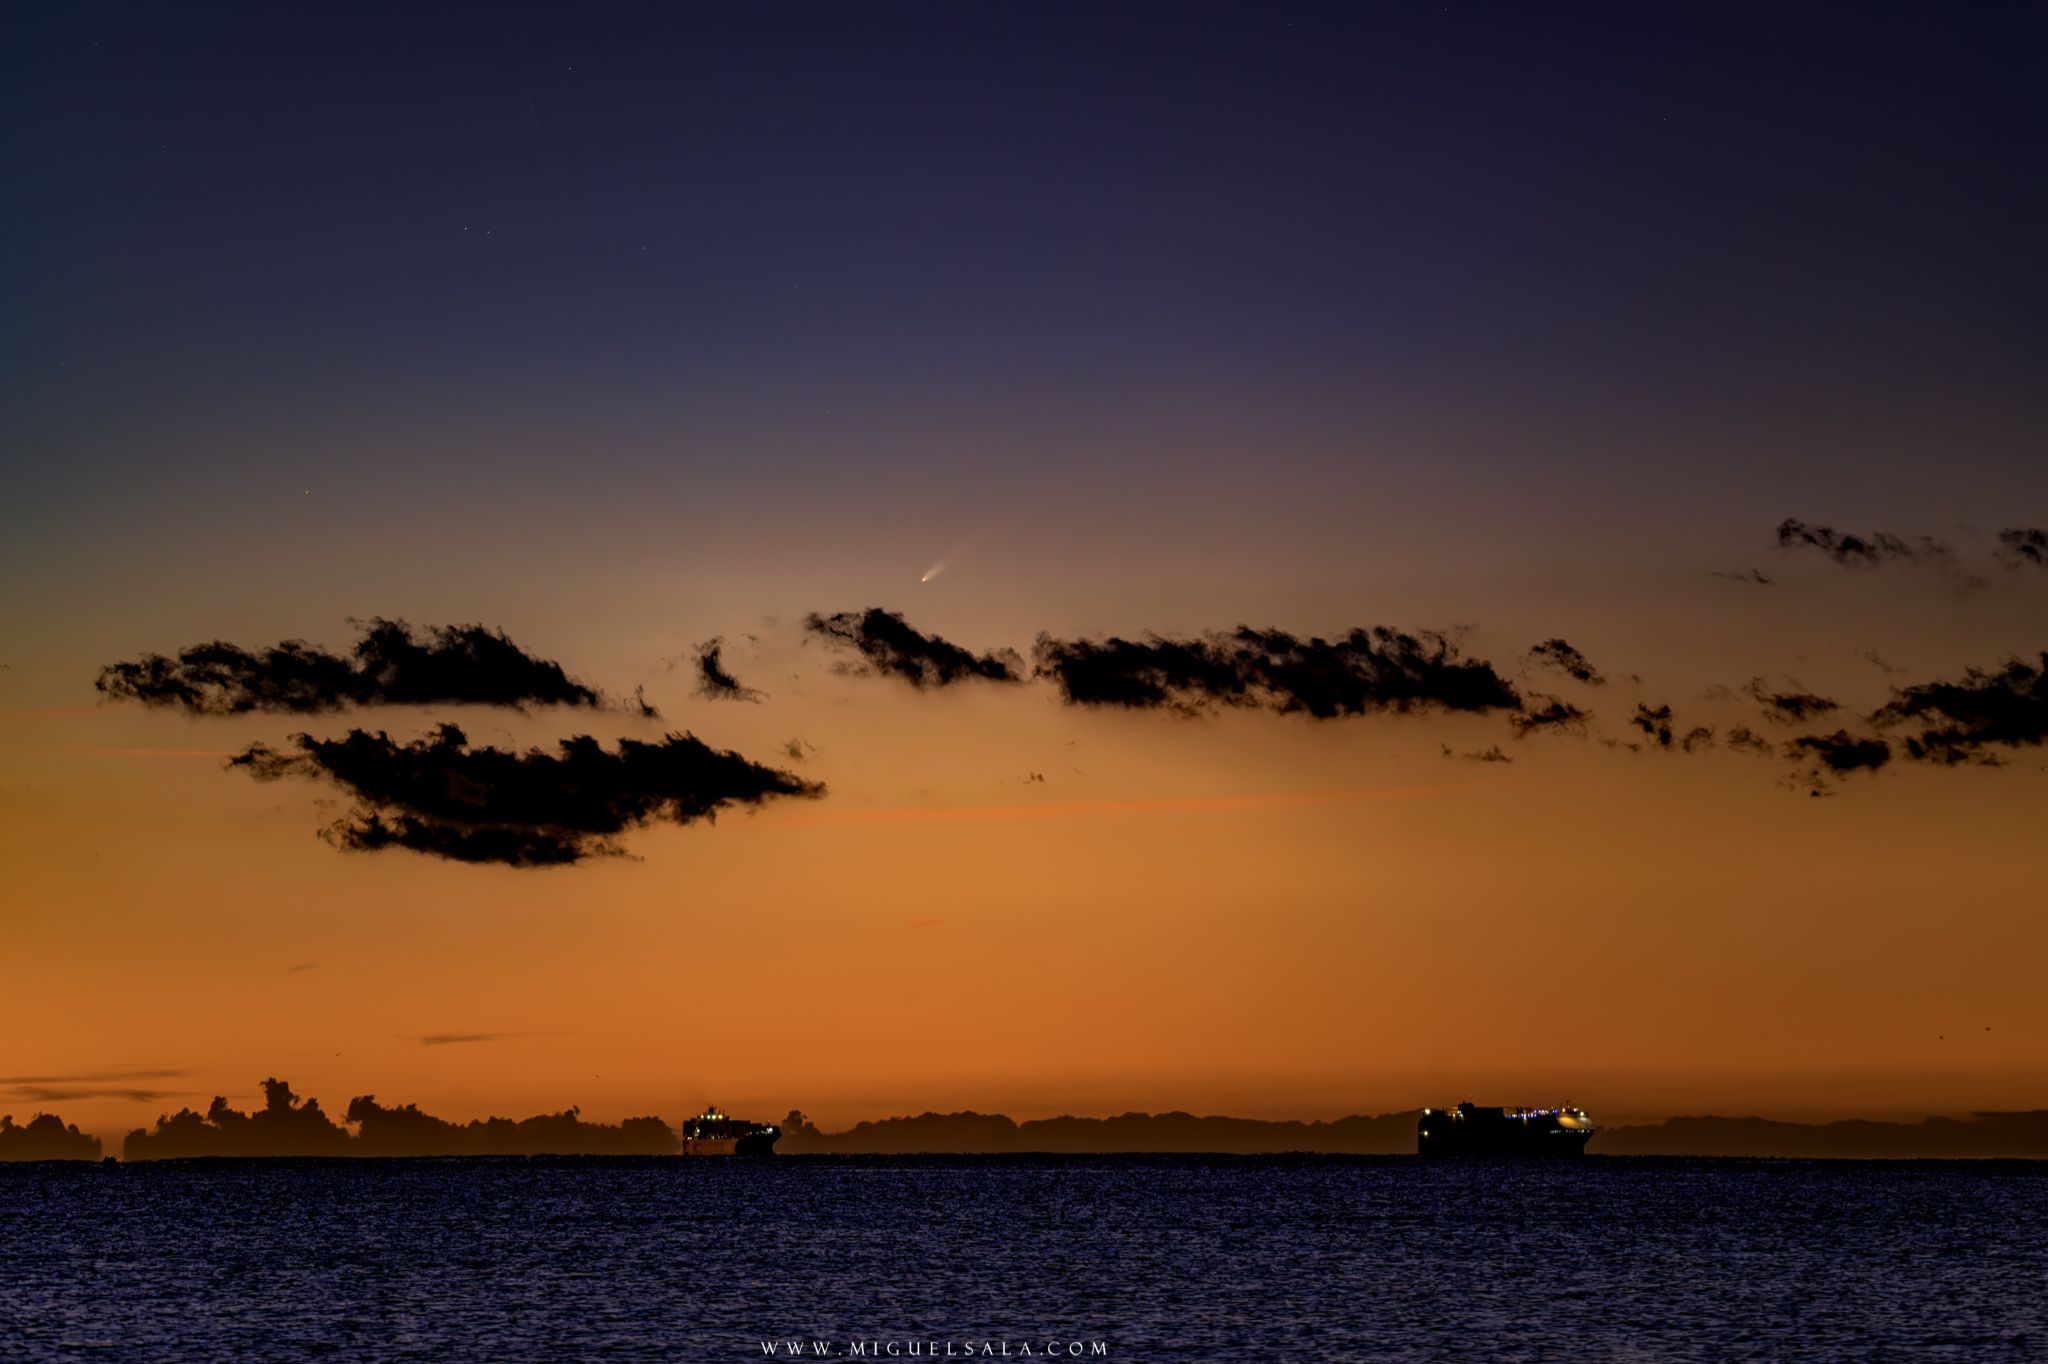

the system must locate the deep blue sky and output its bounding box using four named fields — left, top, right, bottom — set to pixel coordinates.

left=8, top=2, right=2041, bottom=485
